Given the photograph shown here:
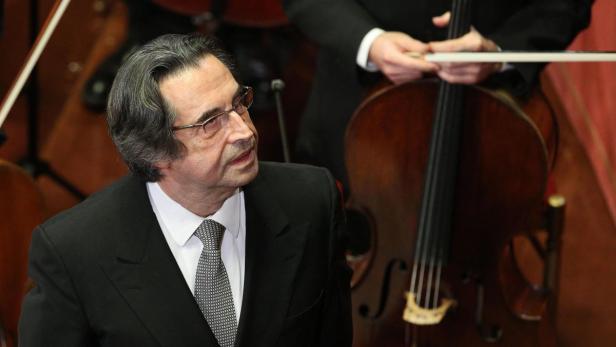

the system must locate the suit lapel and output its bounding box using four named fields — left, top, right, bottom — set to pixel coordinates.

left=236, top=170, right=310, bottom=347
left=99, top=176, right=219, bottom=347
